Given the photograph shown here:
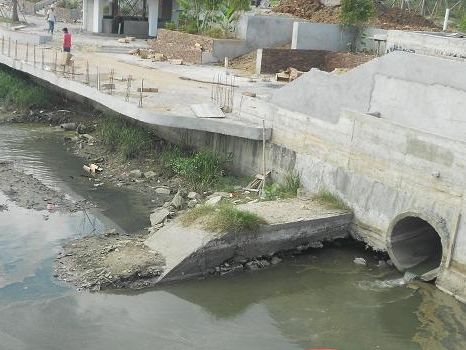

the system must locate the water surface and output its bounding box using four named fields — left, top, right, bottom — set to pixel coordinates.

left=0, top=124, right=465, bottom=350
